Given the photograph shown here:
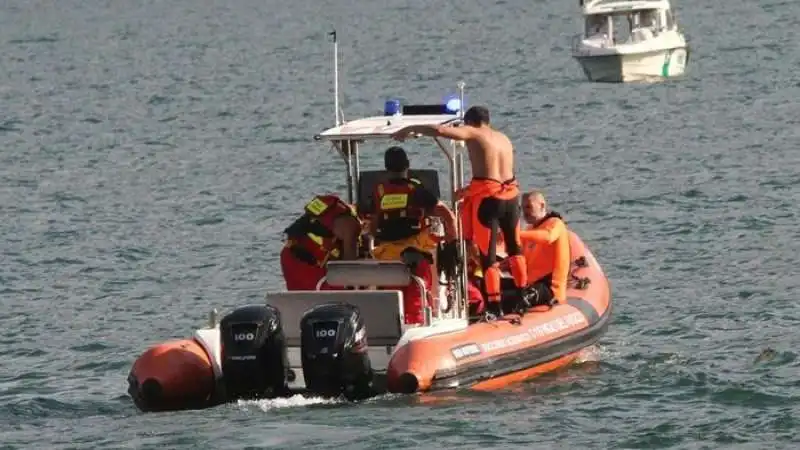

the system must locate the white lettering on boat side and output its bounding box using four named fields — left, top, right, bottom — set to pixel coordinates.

left=479, top=312, right=586, bottom=353
left=451, top=343, right=481, bottom=360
